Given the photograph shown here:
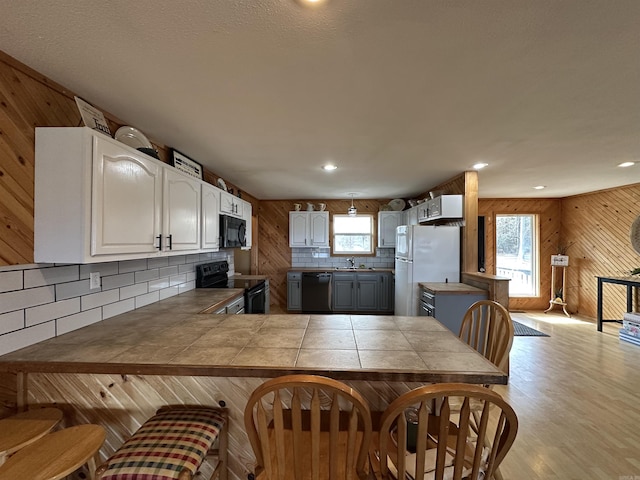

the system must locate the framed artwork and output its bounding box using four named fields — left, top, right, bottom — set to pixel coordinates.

left=170, top=149, right=203, bottom=180
left=74, top=96, right=111, bottom=136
